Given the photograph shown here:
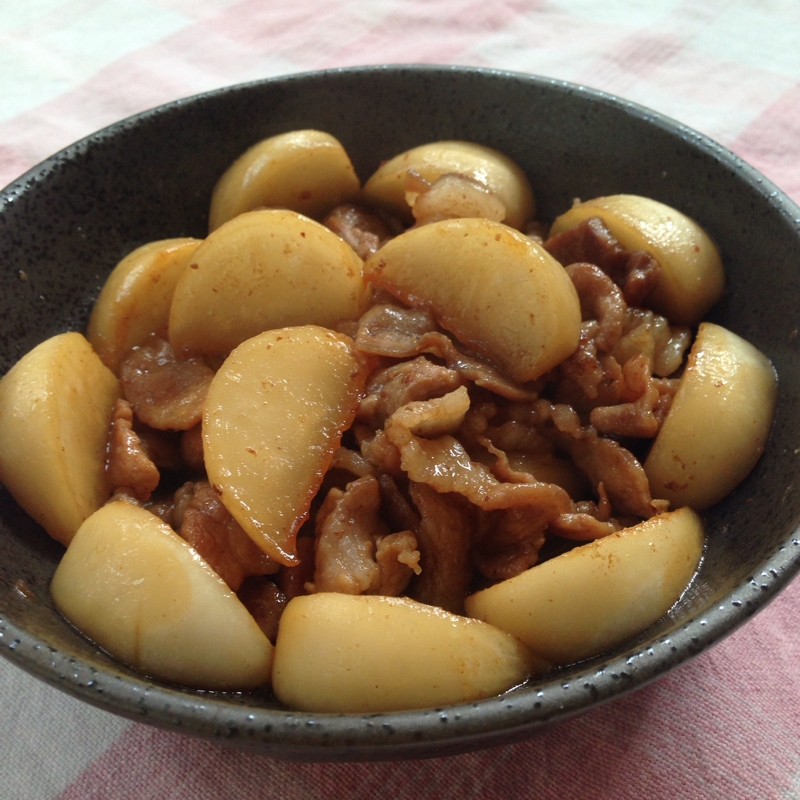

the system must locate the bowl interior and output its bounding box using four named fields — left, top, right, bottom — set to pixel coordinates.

left=1, top=65, right=799, bottom=760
